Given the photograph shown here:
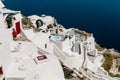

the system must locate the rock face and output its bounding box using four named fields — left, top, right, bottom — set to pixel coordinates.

left=99, top=47, right=120, bottom=77
left=109, top=51, right=120, bottom=75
